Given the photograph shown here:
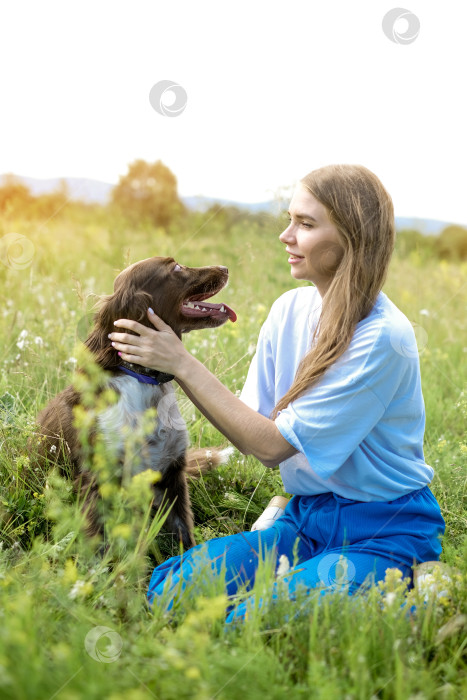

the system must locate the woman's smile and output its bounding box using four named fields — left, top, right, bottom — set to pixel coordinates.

left=287, top=250, right=305, bottom=264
